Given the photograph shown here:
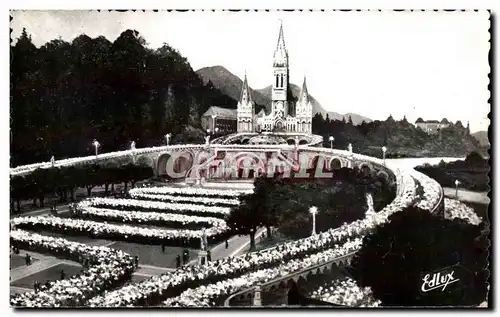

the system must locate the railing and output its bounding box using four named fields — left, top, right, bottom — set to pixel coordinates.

left=223, top=251, right=357, bottom=307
